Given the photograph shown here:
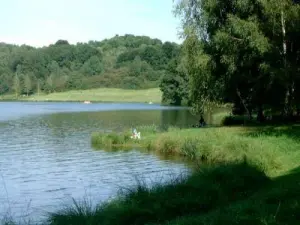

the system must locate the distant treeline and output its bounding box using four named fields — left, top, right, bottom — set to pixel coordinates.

left=7, top=0, right=300, bottom=122
left=0, top=34, right=189, bottom=105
